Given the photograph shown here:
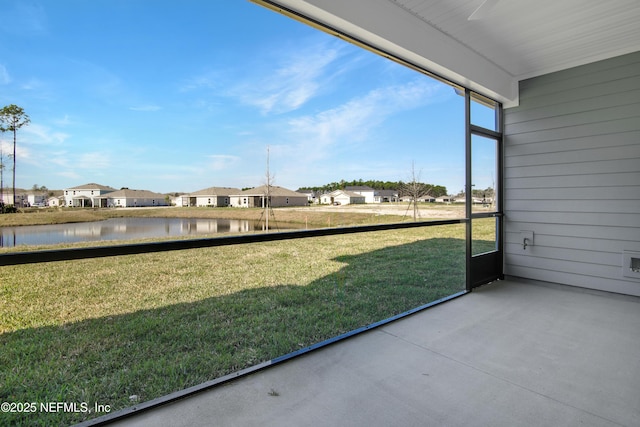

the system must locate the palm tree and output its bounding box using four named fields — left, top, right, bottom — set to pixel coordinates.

left=0, top=104, right=30, bottom=207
